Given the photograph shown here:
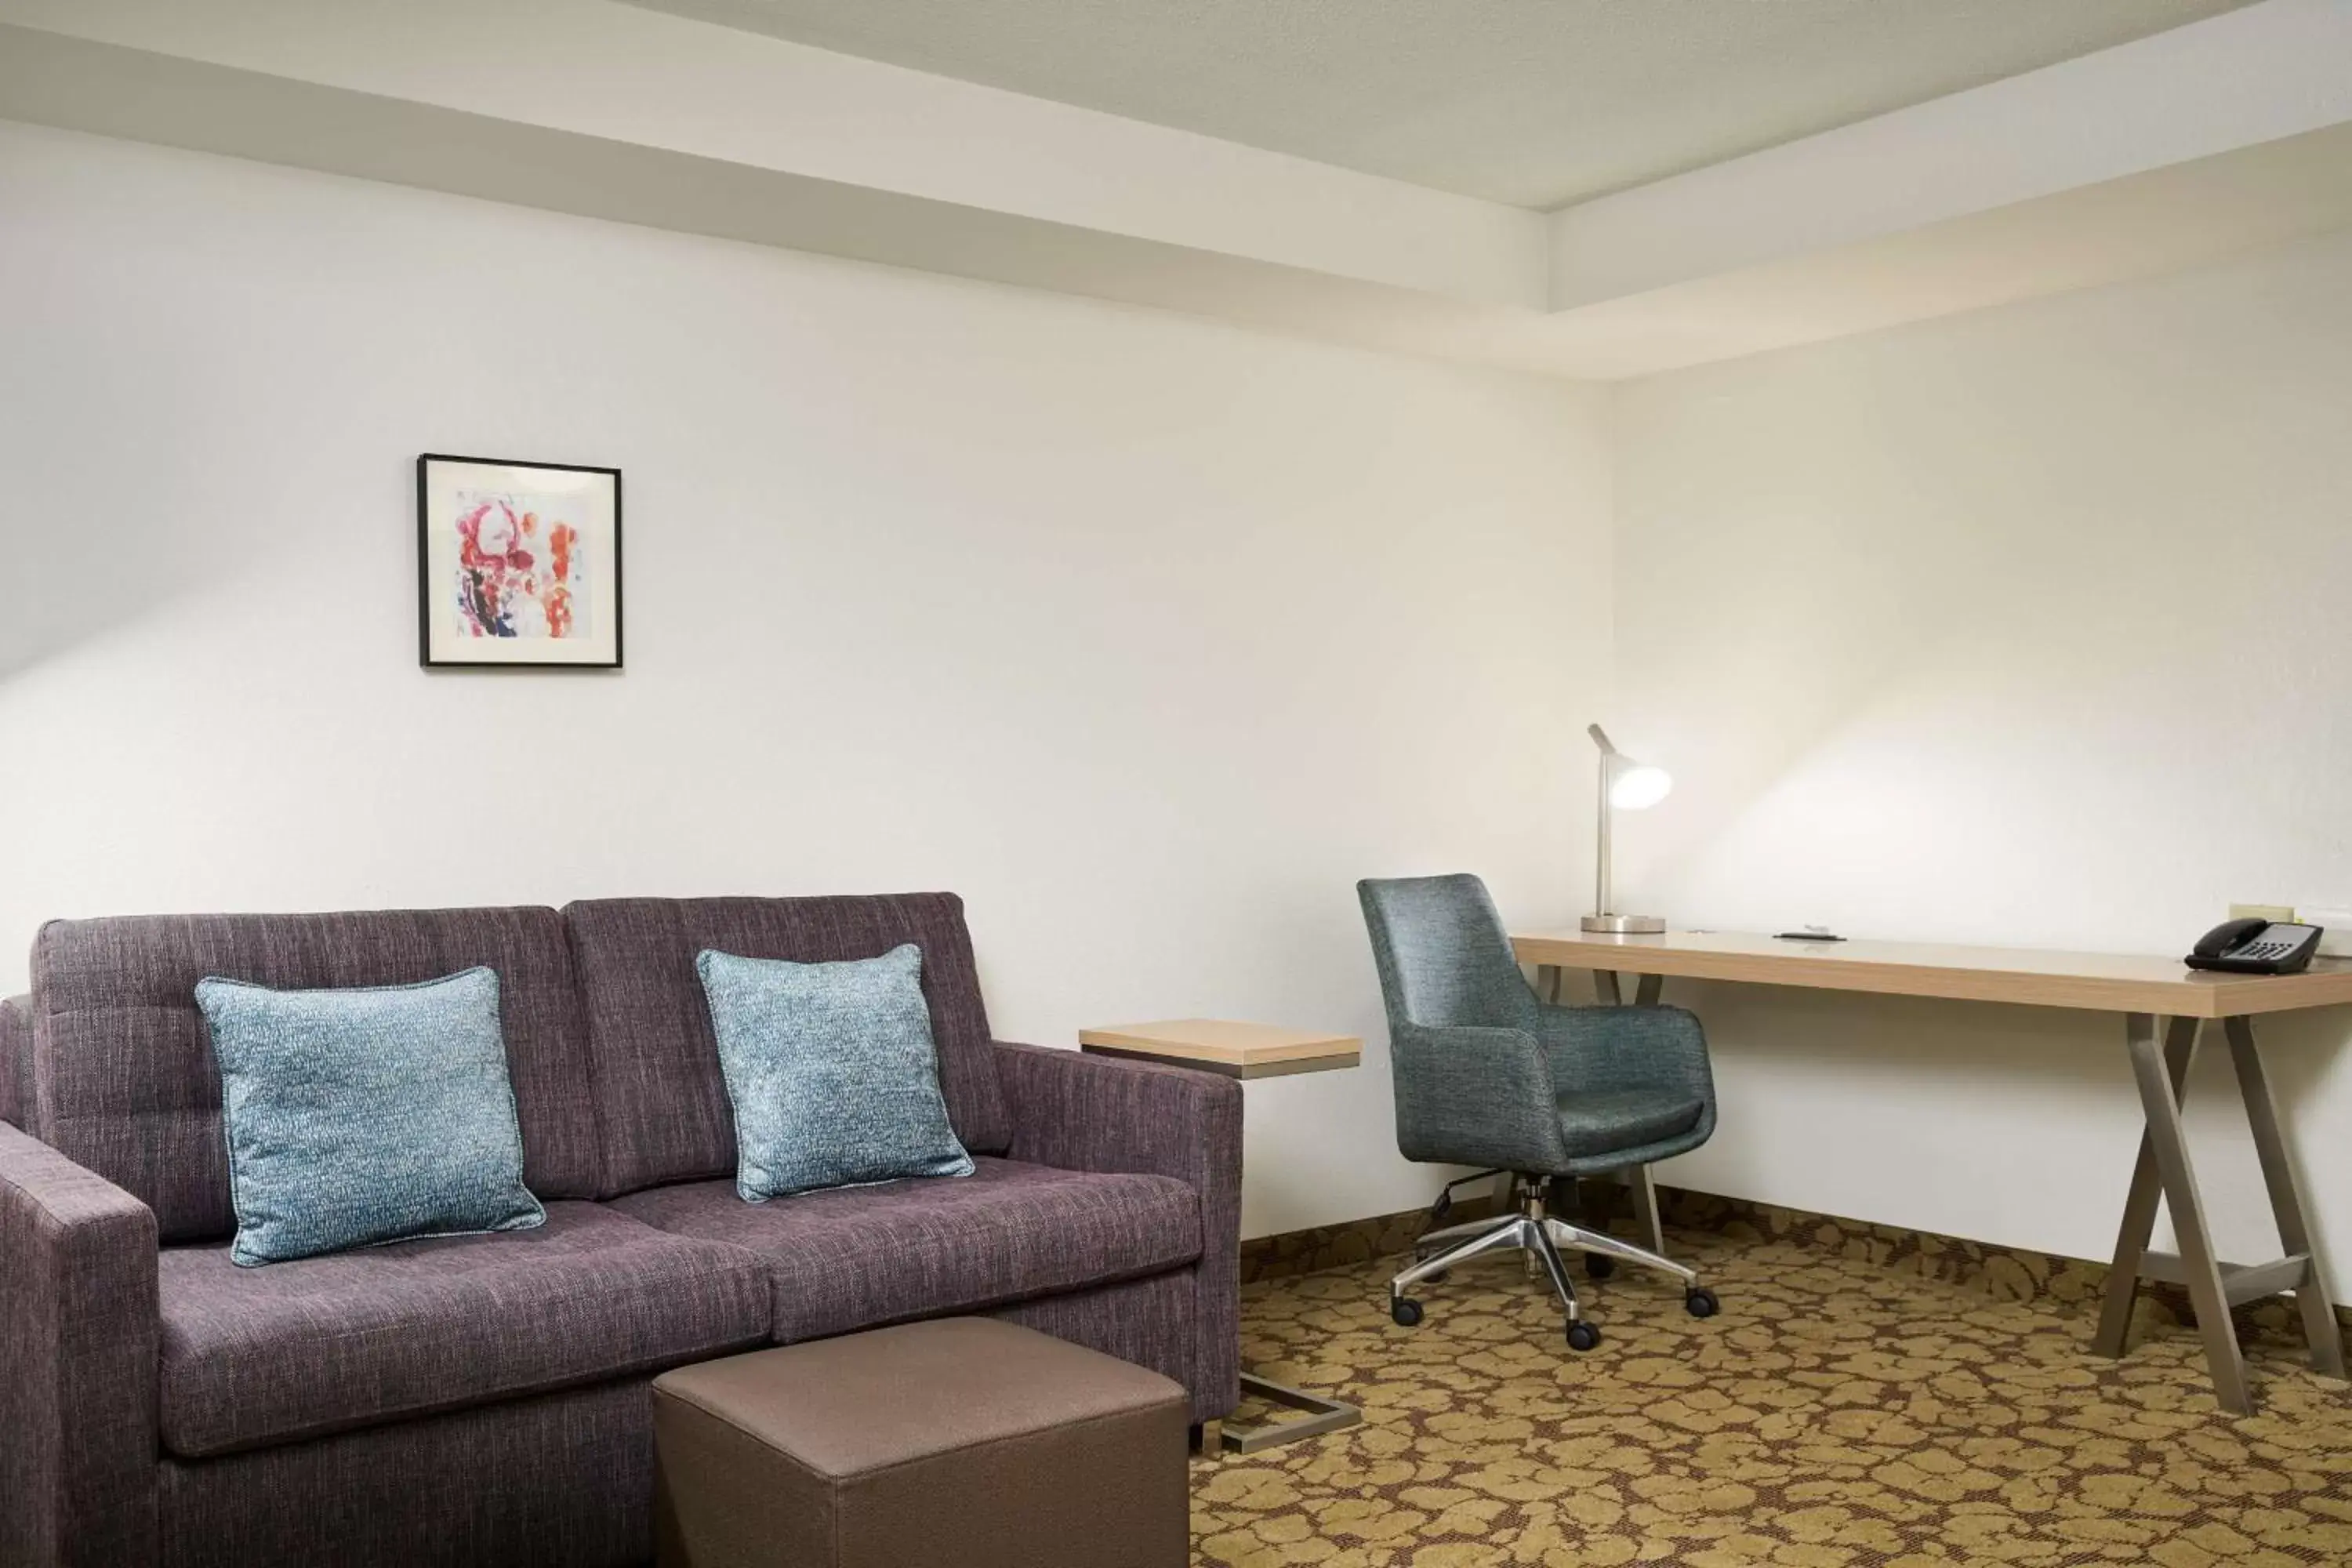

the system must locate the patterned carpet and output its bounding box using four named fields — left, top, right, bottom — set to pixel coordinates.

left=1193, top=1222, right=2352, bottom=1566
